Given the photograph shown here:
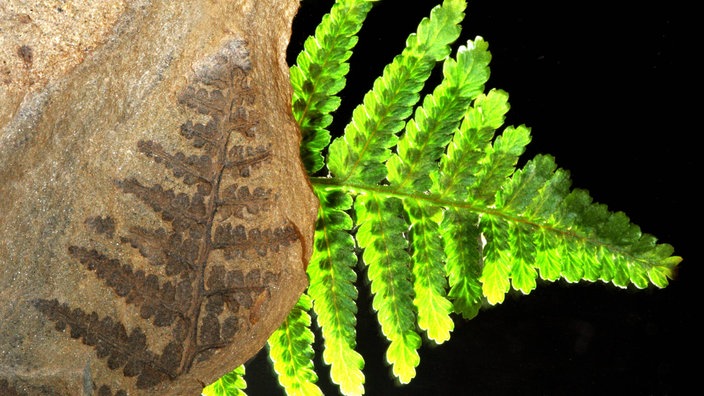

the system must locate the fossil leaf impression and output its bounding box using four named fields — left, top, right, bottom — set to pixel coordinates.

left=0, top=1, right=317, bottom=395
